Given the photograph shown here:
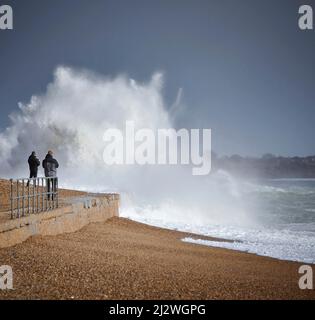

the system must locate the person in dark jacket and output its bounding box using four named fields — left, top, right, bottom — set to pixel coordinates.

left=27, top=151, right=40, bottom=186
left=42, top=150, right=59, bottom=200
